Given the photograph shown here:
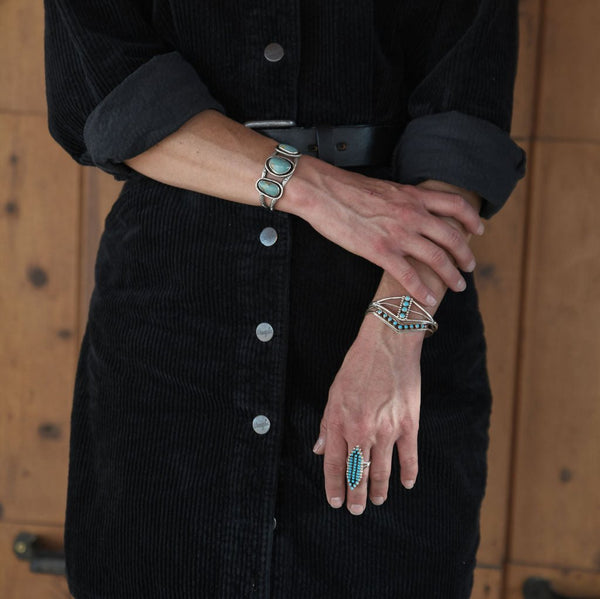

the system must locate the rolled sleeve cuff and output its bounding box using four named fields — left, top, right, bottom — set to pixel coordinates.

left=83, top=51, right=226, bottom=179
left=392, top=111, right=526, bottom=219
